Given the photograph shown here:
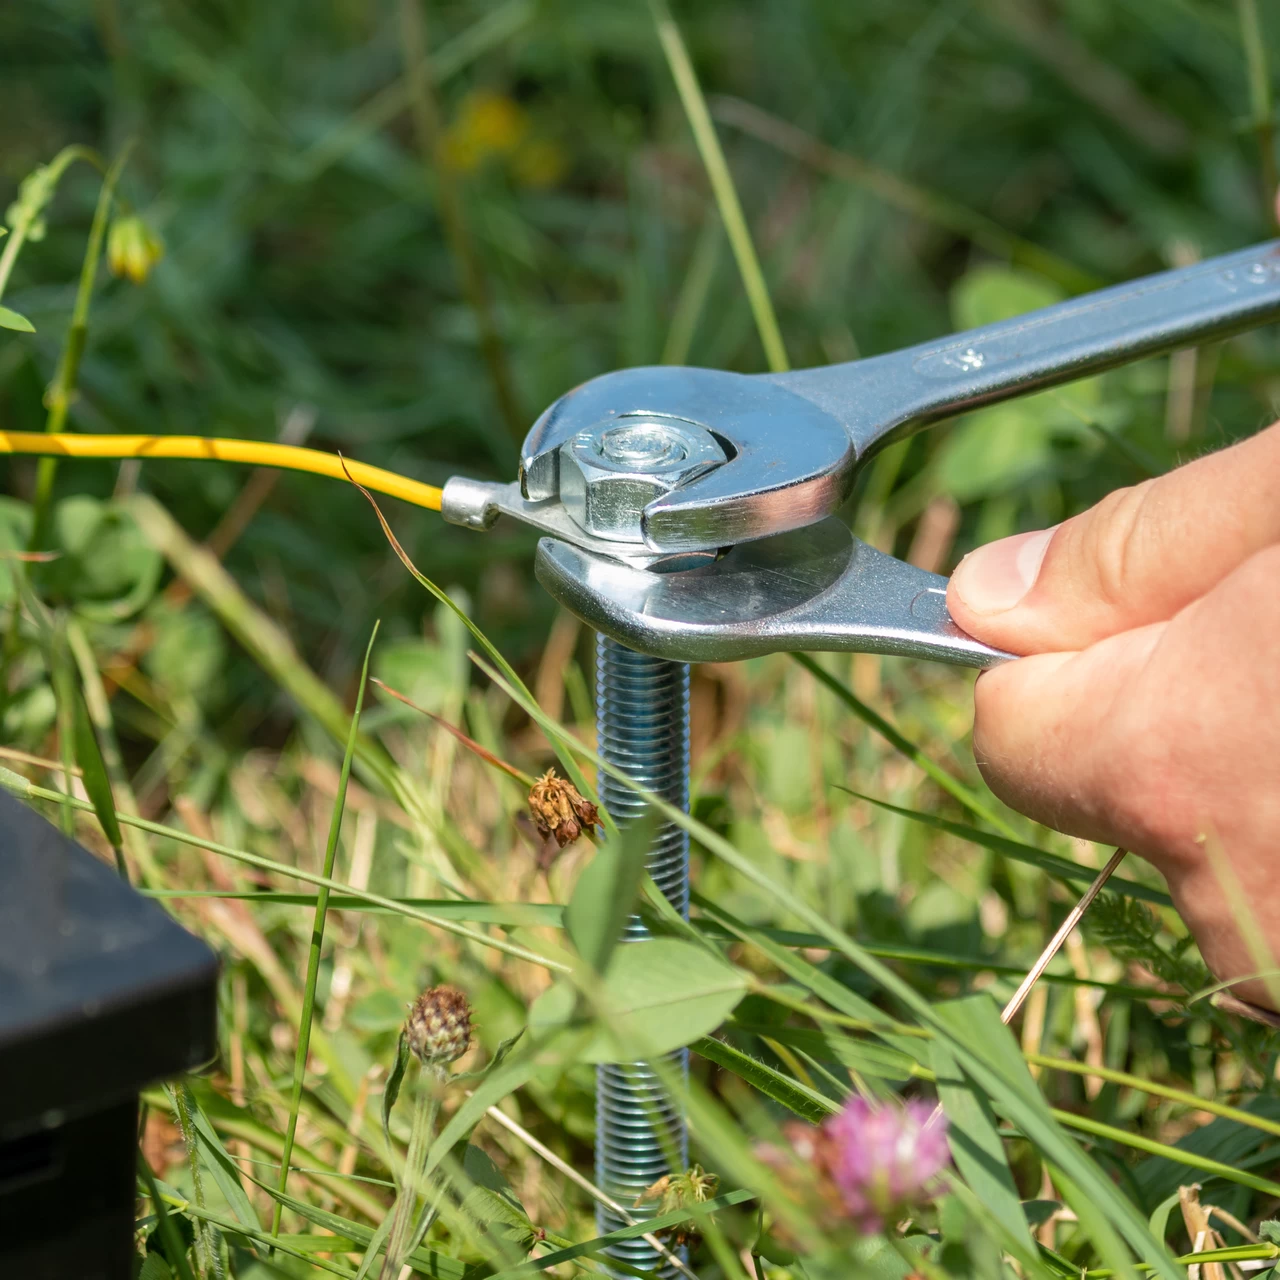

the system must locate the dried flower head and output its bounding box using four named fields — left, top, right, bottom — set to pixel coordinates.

left=635, top=1165, right=720, bottom=1247
left=528, top=769, right=599, bottom=849
left=107, top=214, right=165, bottom=285
left=756, top=1100, right=949, bottom=1237
left=405, top=984, right=472, bottom=1068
